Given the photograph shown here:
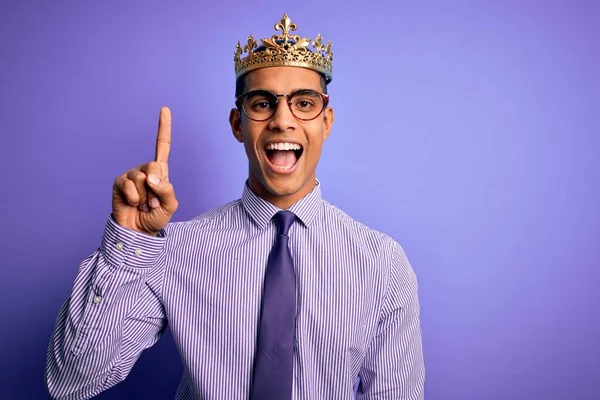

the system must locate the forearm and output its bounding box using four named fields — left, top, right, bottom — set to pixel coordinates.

left=45, top=218, right=168, bottom=399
